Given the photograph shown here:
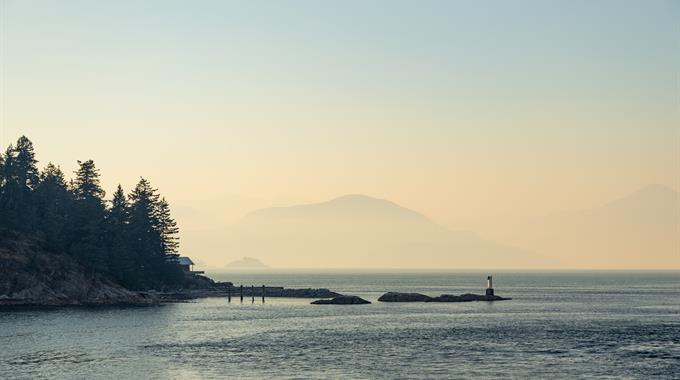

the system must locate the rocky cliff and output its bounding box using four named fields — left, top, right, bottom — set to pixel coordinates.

left=0, top=235, right=156, bottom=307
